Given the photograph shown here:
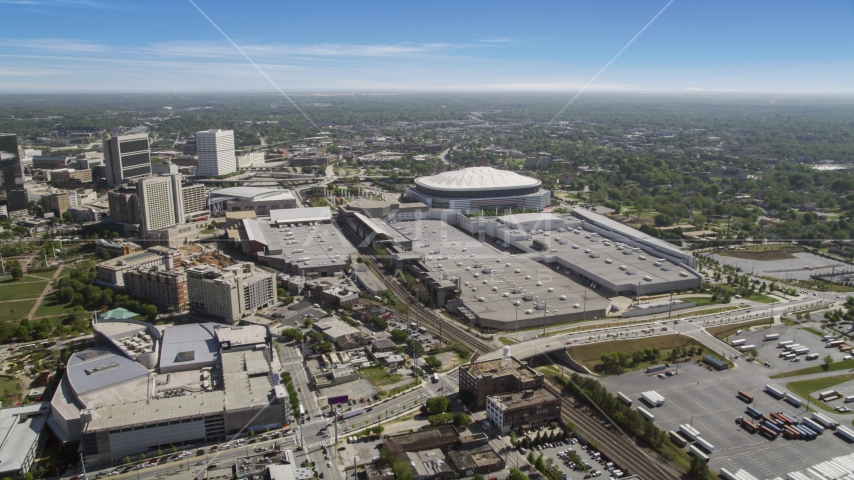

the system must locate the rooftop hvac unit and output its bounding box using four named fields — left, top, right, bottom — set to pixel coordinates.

left=558, top=239, right=568, bottom=245
left=512, top=287, right=522, bottom=294
left=590, top=253, right=600, bottom=258
left=572, top=245, right=579, bottom=249
left=643, top=276, right=653, bottom=281
left=623, top=250, right=633, bottom=255
left=474, top=262, right=482, bottom=268
left=619, top=265, right=627, bottom=270
left=605, top=259, right=613, bottom=264
left=584, top=248, right=591, bottom=253
left=503, top=292, right=510, bottom=297
left=560, top=295, right=567, bottom=300
left=514, top=300, right=521, bottom=306
left=662, top=266, right=672, bottom=271
left=626, top=270, right=637, bottom=275
left=639, top=255, right=647, bottom=260
left=492, top=287, right=499, bottom=291
left=523, top=292, right=534, bottom=301
left=473, top=273, right=480, bottom=278
left=465, top=267, right=471, bottom=271
left=457, top=262, right=463, bottom=266
left=653, top=262, right=662, bottom=267
left=462, top=248, right=467, bottom=252
left=525, top=275, right=531, bottom=280
left=482, top=267, right=492, bottom=273
left=536, top=281, right=542, bottom=286
left=479, top=297, right=485, bottom=302
left=547, top=287, right=554, bottom=293
left=506, top=263, right=512, bottom=267
left=679, top=271, right=689, bottom=277
left=551, top=249, right=558, bottom=252
left=525, top=309, right=533, bottom=315
left=573, top=303, right=580, bottom=308
left=482, top=280, right=489, bottom=284
left=464, top=282, right=470, bottom=286
left=515, top=269, right=521, bottom=273
left=658, top=258, right=666, bottom=263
